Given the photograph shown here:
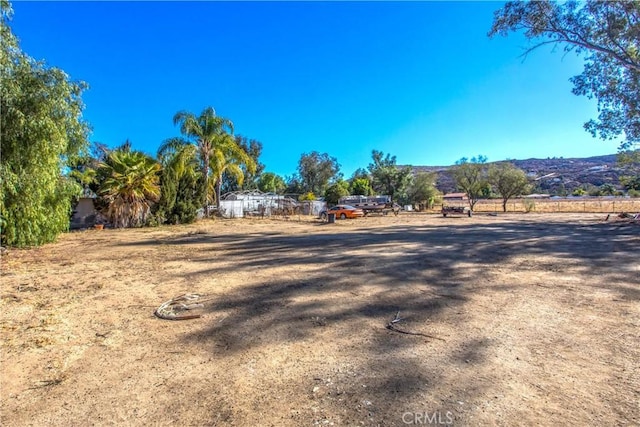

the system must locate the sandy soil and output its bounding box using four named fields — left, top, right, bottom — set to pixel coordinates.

left=1, top=213, right=638, bottom=426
